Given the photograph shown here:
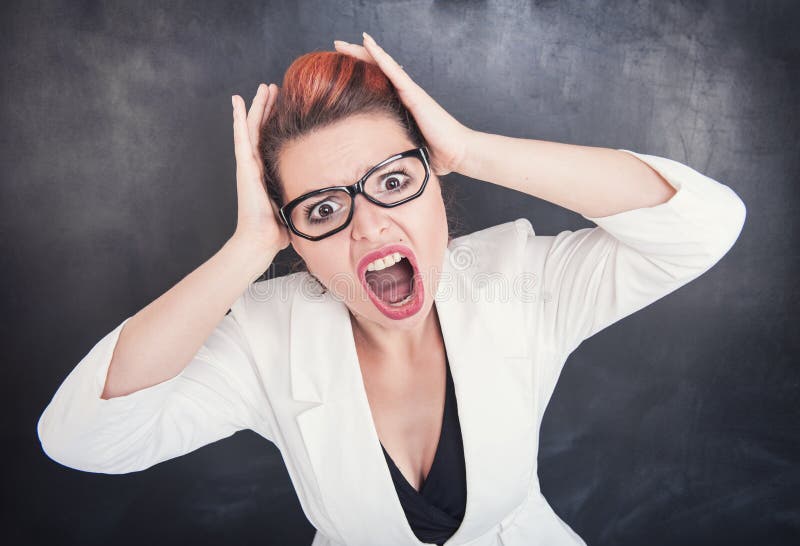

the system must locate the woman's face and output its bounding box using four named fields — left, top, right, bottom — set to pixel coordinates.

left=278, top=112, right=449, bottom=331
